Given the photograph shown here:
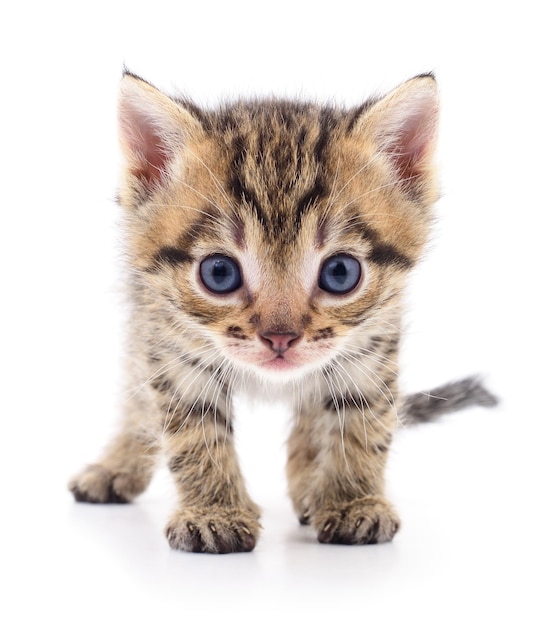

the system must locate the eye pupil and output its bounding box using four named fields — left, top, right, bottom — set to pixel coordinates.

left=319, top=255, right=361, bottom=294
left=200, top=255, right=242, bottom=294
left=213, top=260, right=230, bottom=284
left=330, top=261, right=347, bottom=284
